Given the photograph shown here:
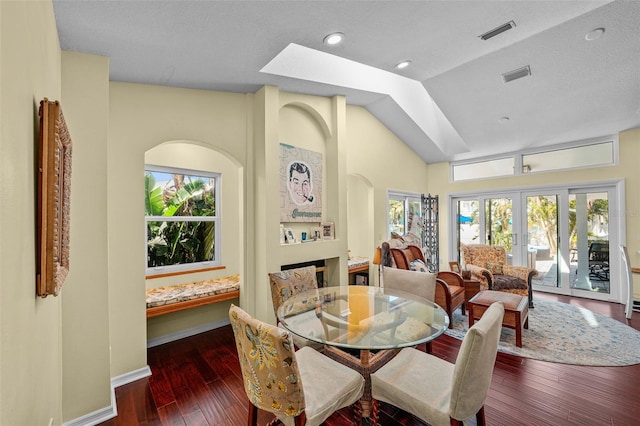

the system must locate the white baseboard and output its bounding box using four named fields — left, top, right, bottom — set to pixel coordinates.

left=63, top=366, right=152, bottom=426
left=111, top=365, right=152, bottom=388
left=147, top=318, right=230, bottom=348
